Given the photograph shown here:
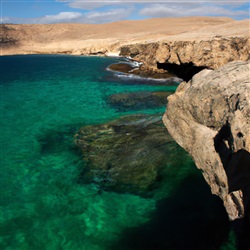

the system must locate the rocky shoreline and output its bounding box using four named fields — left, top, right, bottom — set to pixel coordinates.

left=1, top=17, right=250, bottom=244
left=106, top=60, right=182, bottom=82
left=1, top=18, right=249, bottom=72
